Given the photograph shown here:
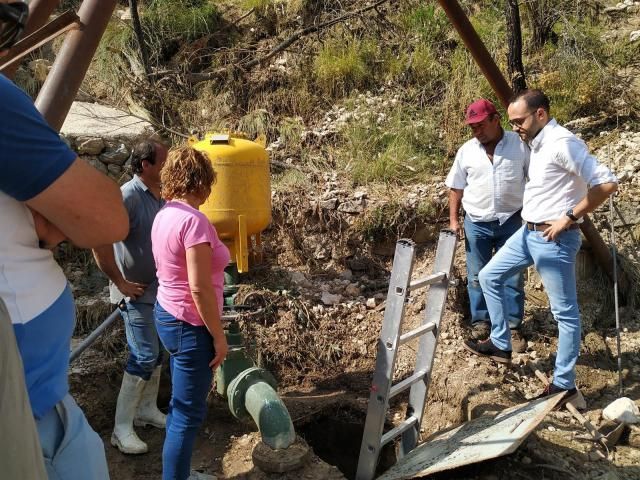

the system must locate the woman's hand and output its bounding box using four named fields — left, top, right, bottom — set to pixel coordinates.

left=209, top=336, right=229, bottom=371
